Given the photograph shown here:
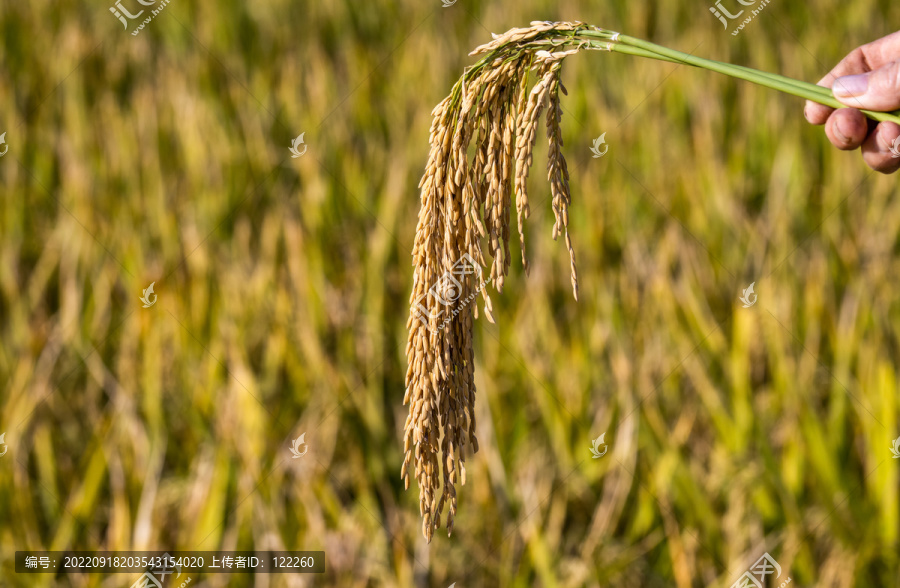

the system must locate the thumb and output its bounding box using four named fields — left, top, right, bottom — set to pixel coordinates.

left=833, top=60, right=900, bottom=111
